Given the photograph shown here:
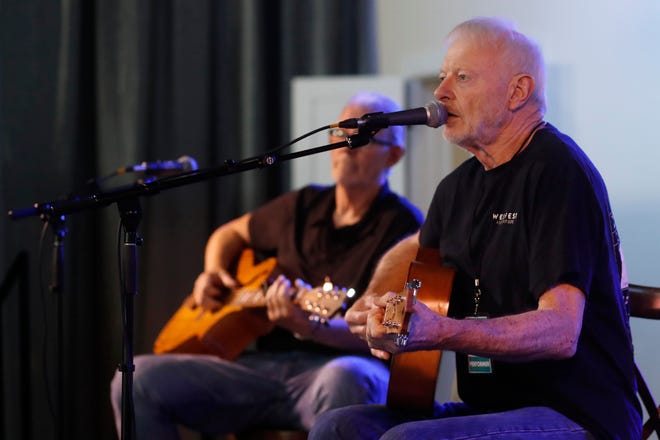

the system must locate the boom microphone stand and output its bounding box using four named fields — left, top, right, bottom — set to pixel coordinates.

left=7, top=132, right=370, bottom=440
left=45, top=213, right=66, bottom=440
